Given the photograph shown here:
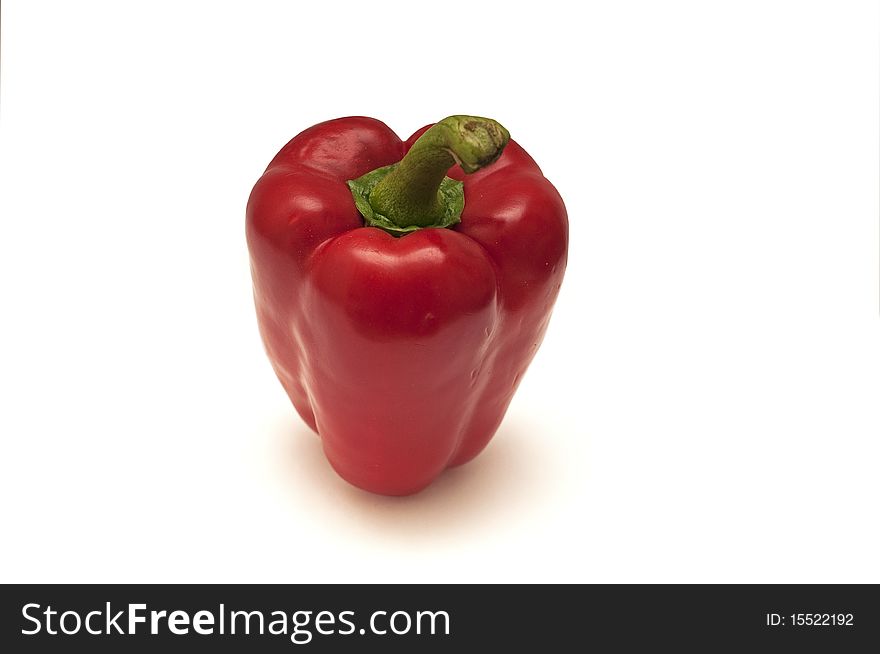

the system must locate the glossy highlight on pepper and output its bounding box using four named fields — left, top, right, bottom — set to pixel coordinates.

left=246, top=115, right=568, bottom=495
